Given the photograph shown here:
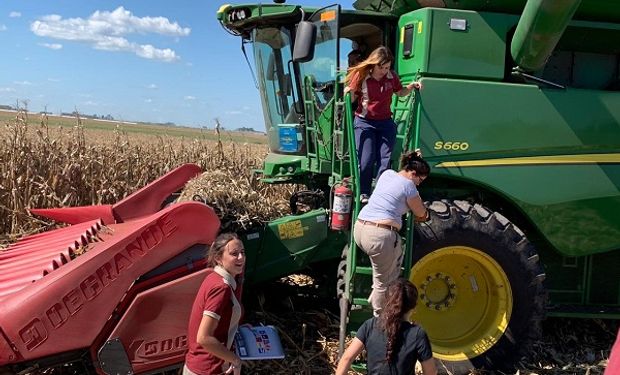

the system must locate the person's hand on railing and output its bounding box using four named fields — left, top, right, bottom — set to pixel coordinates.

left=414, top=210, right=431, bottom=223
left=406, top=81, right=423, bottom=91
